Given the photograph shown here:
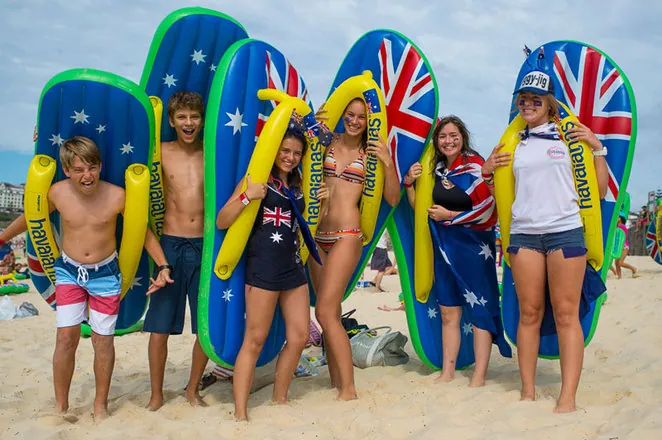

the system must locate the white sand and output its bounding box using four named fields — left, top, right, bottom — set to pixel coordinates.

left=1, top=256, right=661, bottom=440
